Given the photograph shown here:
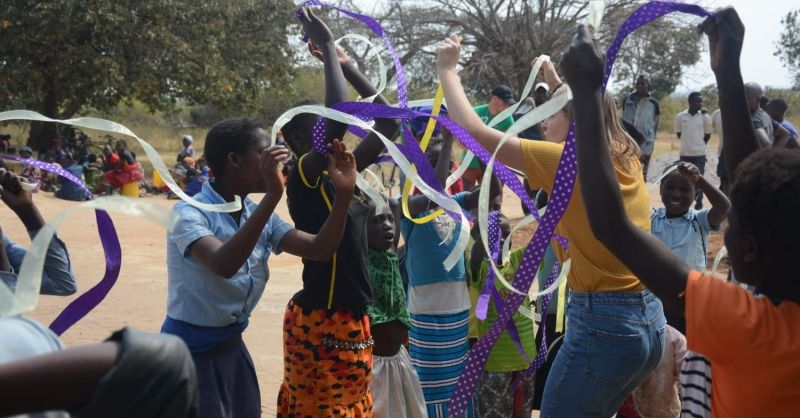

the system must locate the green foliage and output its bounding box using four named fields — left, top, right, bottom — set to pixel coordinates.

left=615, top=17, right=703, bottom=100
left=0, top=0, right=297, bottom=147
left=776, top=9, right=800, bottom=88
